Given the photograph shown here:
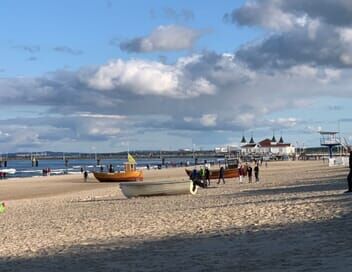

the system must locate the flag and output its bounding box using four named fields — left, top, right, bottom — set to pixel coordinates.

left=128, top=153, right=136, bottom=164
